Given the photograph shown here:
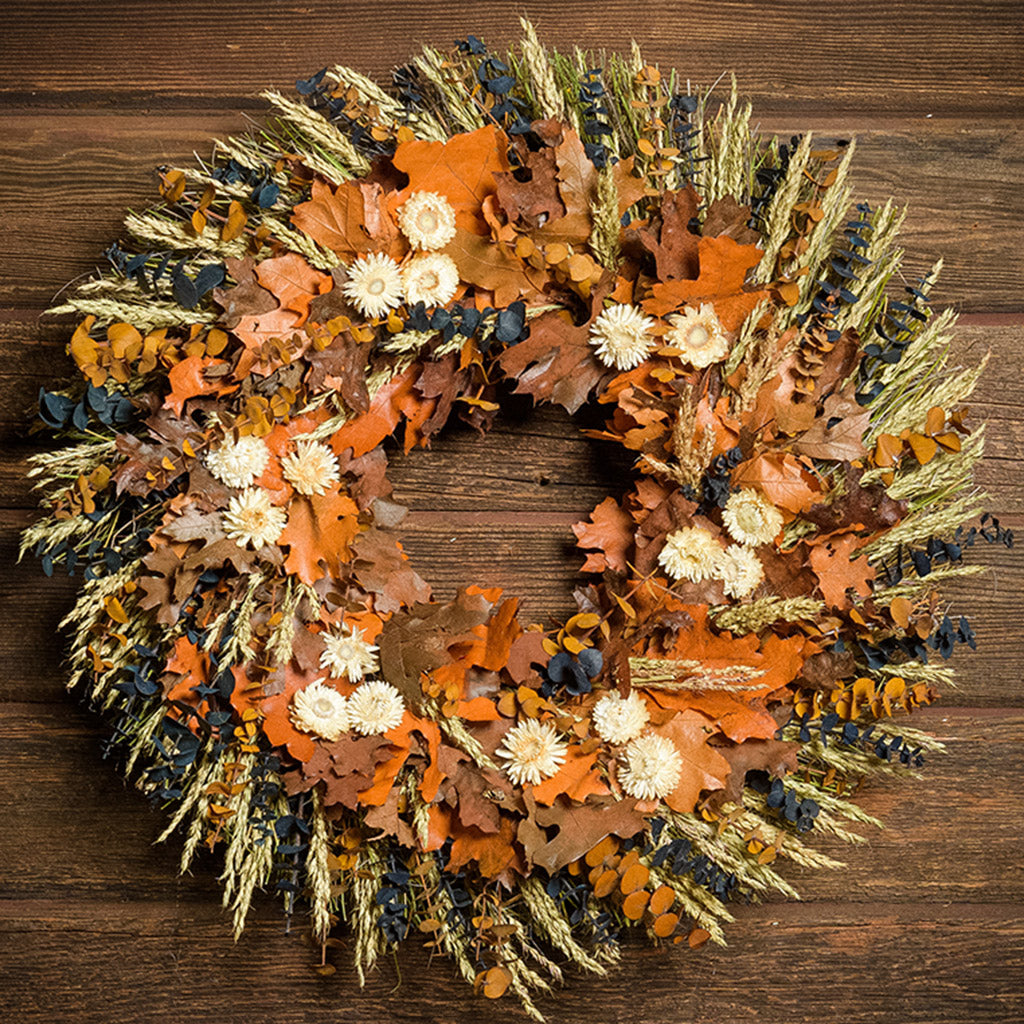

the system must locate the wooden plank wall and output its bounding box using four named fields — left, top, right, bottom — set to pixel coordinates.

left=1, top=2, right=1022, bottom=1021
